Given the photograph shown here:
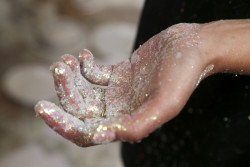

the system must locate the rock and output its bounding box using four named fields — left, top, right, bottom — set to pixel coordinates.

left=2, top=65, right=56, bottom=106
left=0, top=144, right=73, bottom=167
left=92, top=22, right=137, bottom=64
